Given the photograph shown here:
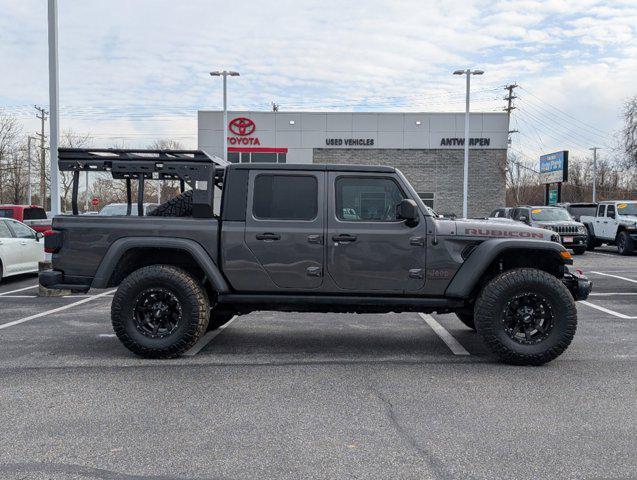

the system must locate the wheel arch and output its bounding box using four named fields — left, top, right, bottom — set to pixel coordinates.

left=92, top=237, right=230, bottom=295
left=445, top=239, right=569, bottom=299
